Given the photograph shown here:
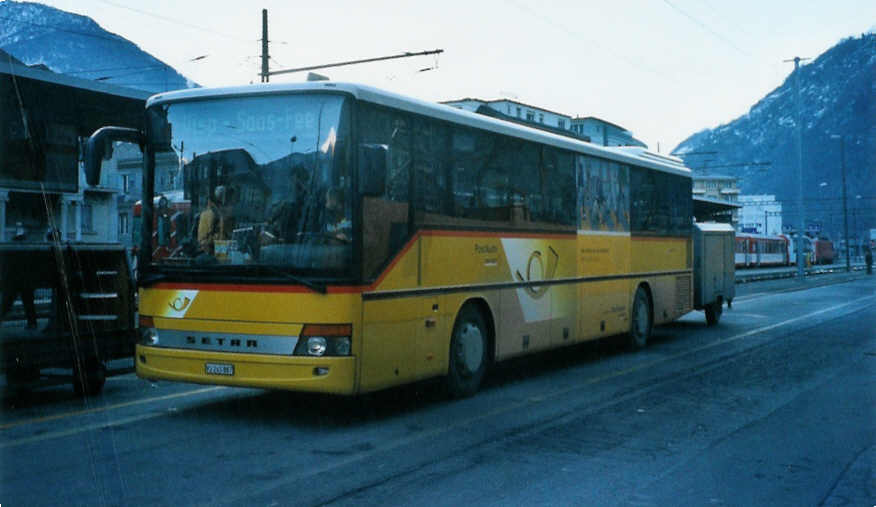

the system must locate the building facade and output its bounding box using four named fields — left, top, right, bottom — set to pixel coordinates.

left=692, top=174, right=739, bottom=203
left=442, top=98, right=572, bottom=129
left=0, top=59, right=148, bottom=244
left=442, top=98, right=647, bottom=147
left=570, top=117, right=647, bottom=148
left=738, top=194, right=784, bottom=236
left=691, top=174, right=740, bottom=226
